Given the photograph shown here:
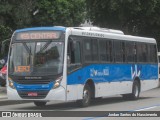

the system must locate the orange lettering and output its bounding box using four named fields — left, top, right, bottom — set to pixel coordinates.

left=21, top=33, right=29, bottom=39
left=14, top=66, right=30, bottom=72
left=51, top=33, right=57, bottom=38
